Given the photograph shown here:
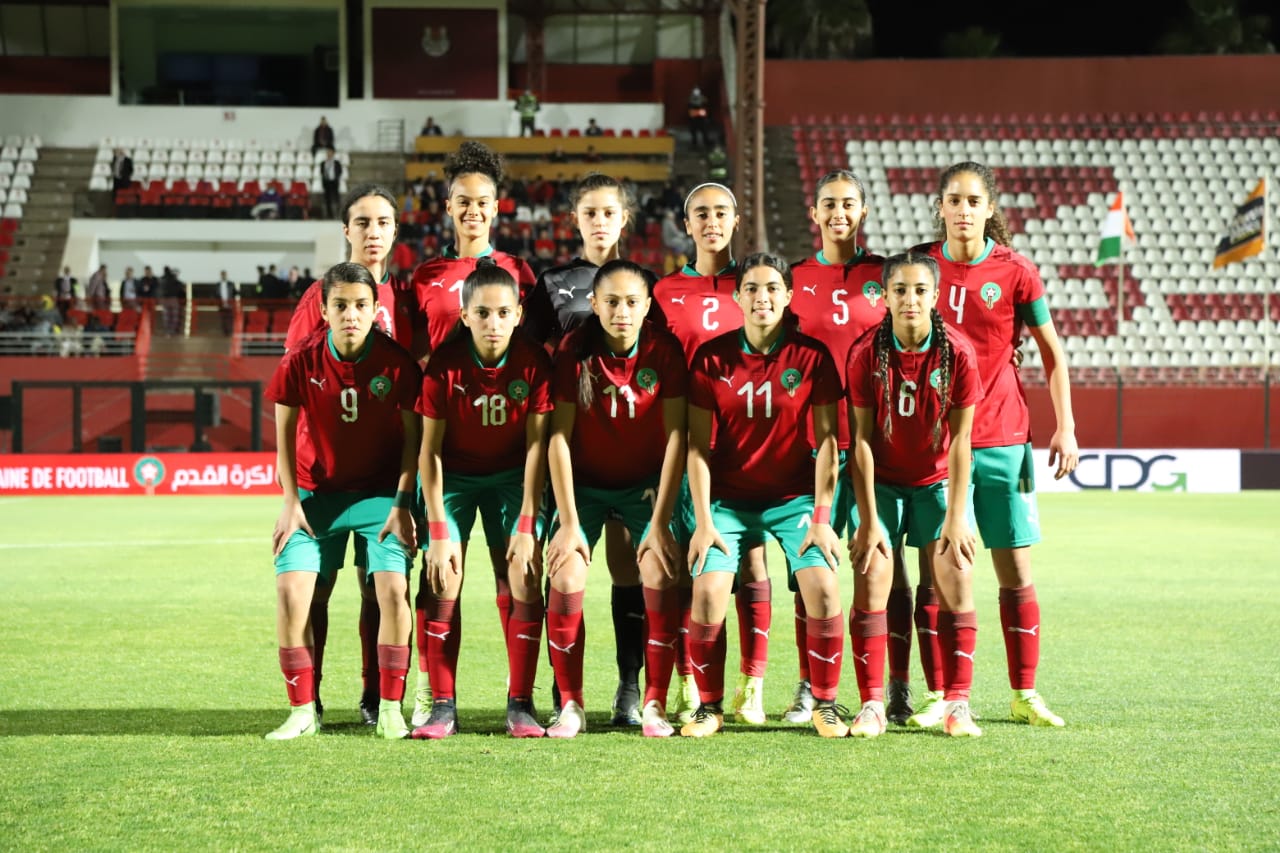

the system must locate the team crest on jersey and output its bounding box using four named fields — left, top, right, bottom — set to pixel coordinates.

left=929, top=368, right=942, bottom=391
left=421, top=26, right=450, bottom=58
left=780, top=368, right=802, bottom=396
left=636, top=368, right=658, bottom=393
left=507, top=379, right=530, bottom=401
left=862, top=281, right=882, bottom=306
left=980, top=282, right=1002, bottom=309
left=369, top=374, right=392, bottom=401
